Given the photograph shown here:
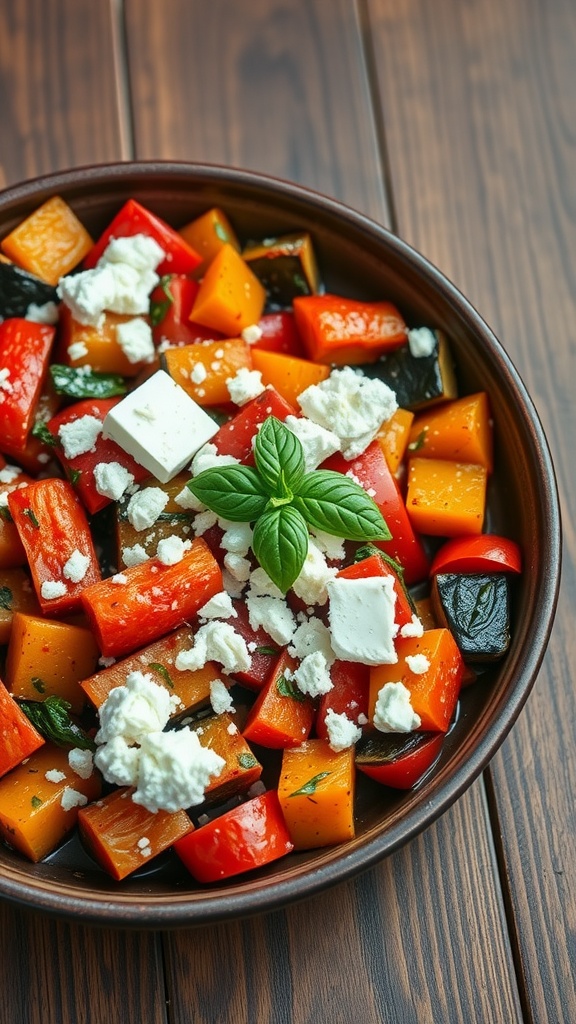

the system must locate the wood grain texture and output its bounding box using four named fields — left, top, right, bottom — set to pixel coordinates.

left=164, top=780, right=522, bottom=1024
left=366, top=0, right=576, bottom=1018
left=124, top=0, right=390, bottom=224
left=0, top=904, right=167, bottom=1024
left=0, top=0, right=127, bottom=187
